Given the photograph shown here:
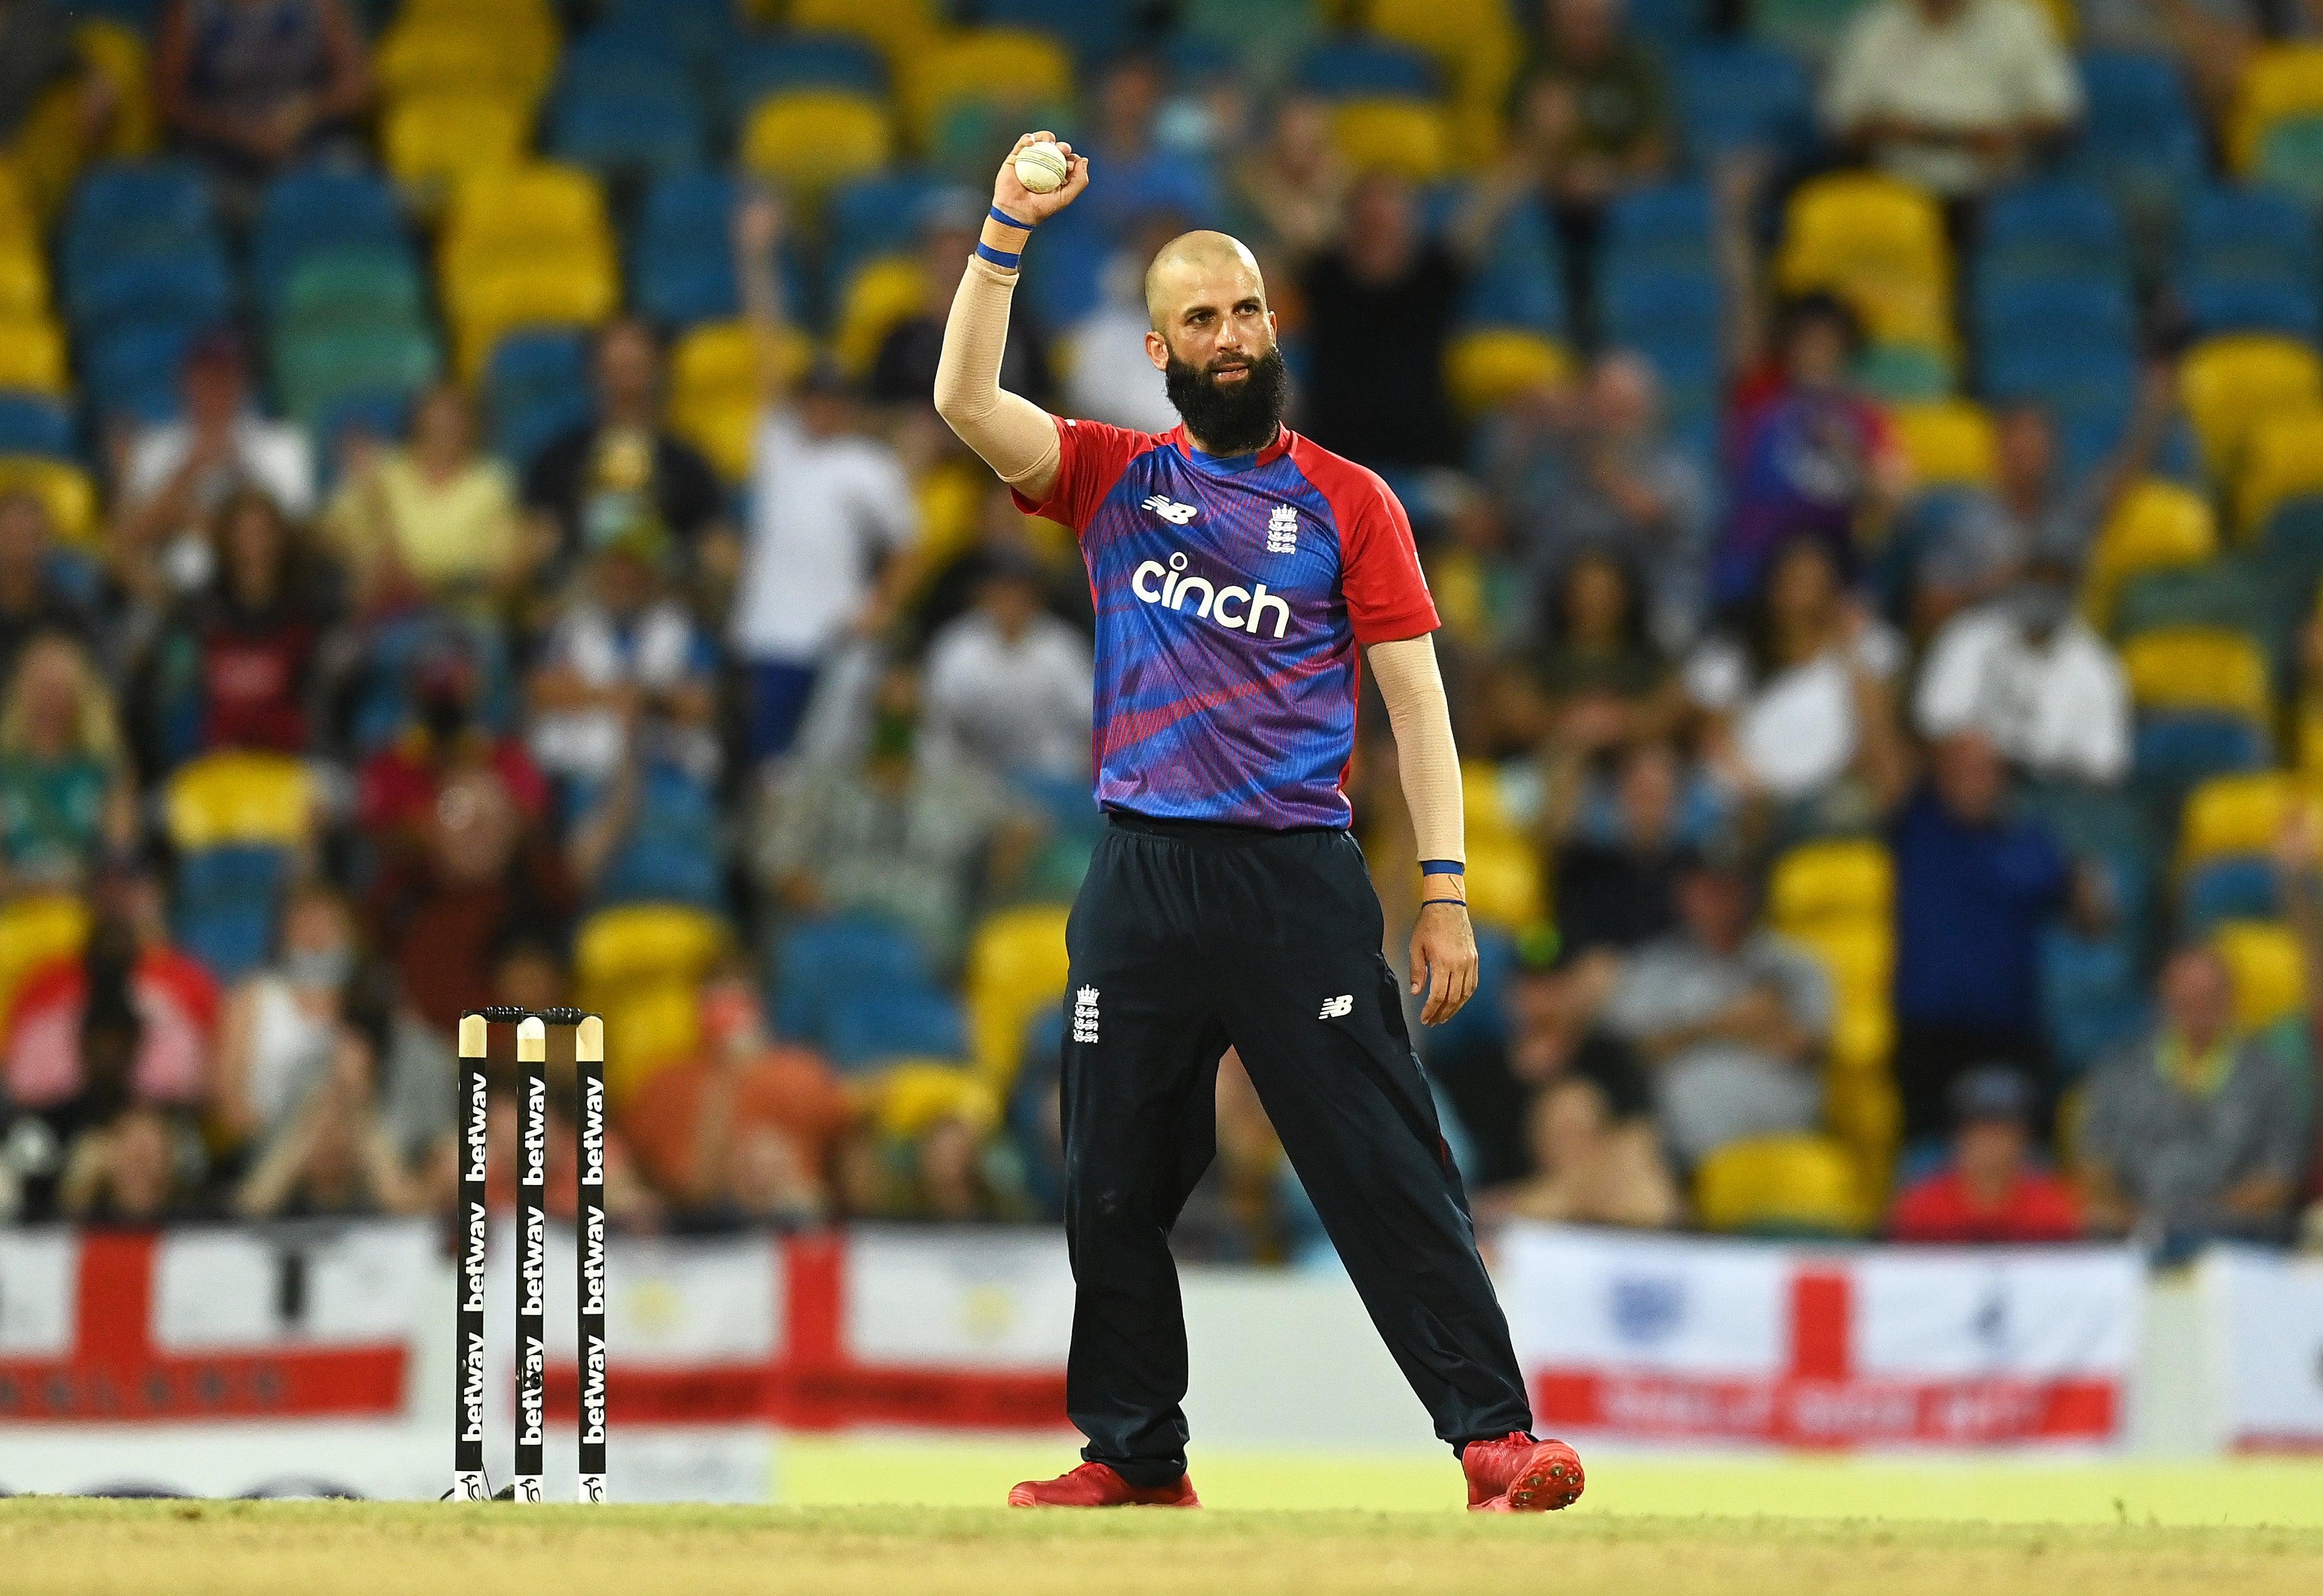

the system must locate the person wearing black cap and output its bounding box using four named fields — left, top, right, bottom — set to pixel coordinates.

left=729, top=190, right=924, bottom=766
left=1886, top=1066, right=2082, bottom=1243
